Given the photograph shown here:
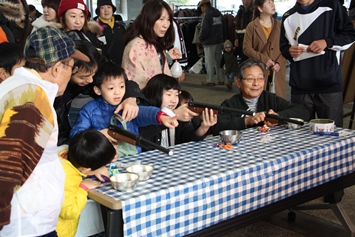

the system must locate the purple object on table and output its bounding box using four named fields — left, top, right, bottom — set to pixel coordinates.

left=101, top=175, right=111, bottom=182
